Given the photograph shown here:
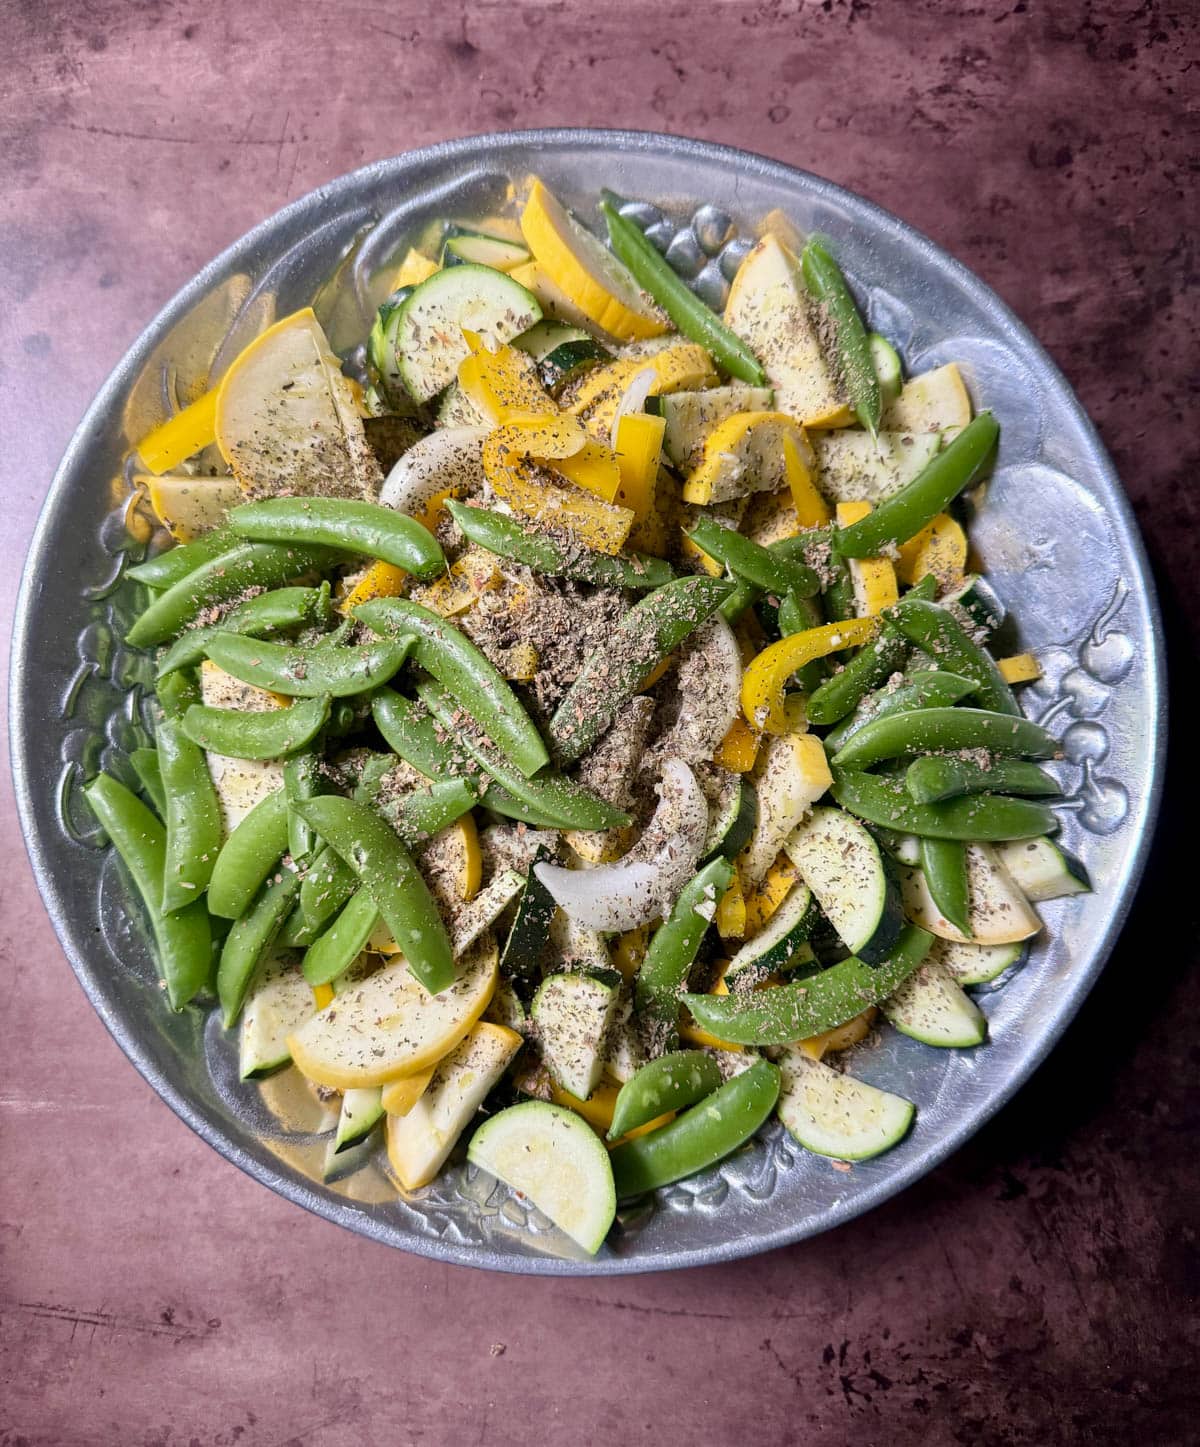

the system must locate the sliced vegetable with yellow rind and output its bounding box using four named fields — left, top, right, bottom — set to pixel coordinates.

left=520, top=178, right=668, bottom=341
left=392, top=248, right=439, bottom=289
left=795, top=1007, right=877, bottom=1061
left=569, top=346, right=719, bottom=444
left=682, top=412, right=815, bottom=507
left=380, top=1067, right=436, bottom=1117
left=136, top=389, right=219, bottom=475
left=338, top=560, right=408, bottom=615
left=836, top=501, right=899, bottom=615
left=287, top=938, right=498, bottom=1090
left=896, top=512, right=967, bottom=588
left=738, top=729, right=833, bottom=887
left=882, top=363, right=972, bottom=433
left=411, top=544, right=501, bottom=618
left=723, top=235, right=853, bottom=428
left=215, top=308, right=382, bottom=500
left=813, top=429, right=943, bottom=505
left=144, top=474, right=243, bottom=542
left=386, top=1022, right=523, bottom=1189
left=741, top=616, right=879, bottom=733
left=742, top=852, right=801, bottom=938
